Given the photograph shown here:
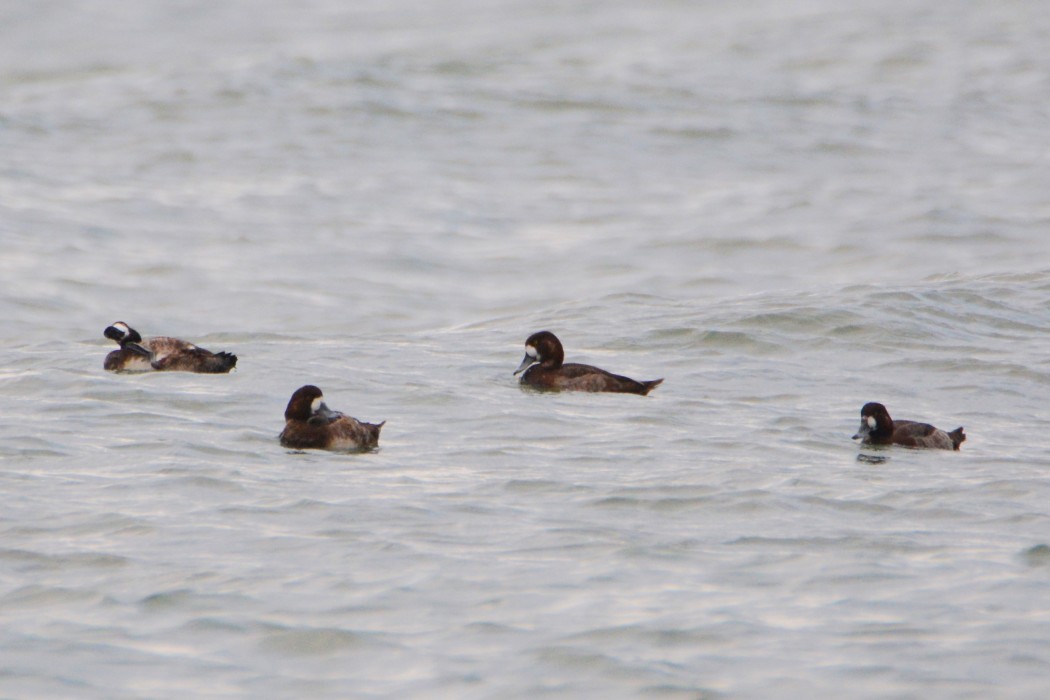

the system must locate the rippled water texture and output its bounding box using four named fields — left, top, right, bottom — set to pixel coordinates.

left=2, top=1, right=1050, bottom=698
